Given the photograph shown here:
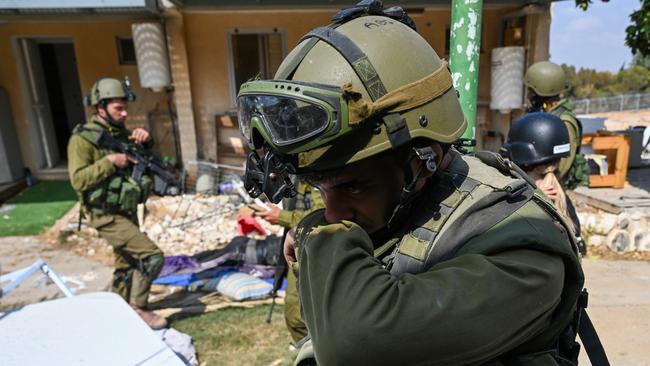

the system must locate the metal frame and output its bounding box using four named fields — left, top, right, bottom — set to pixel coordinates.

left=225, top=27, right=288, bottom=108
left=13, top=36, right=82, bottom=172
left=1, top=259, right=74, bottom=299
